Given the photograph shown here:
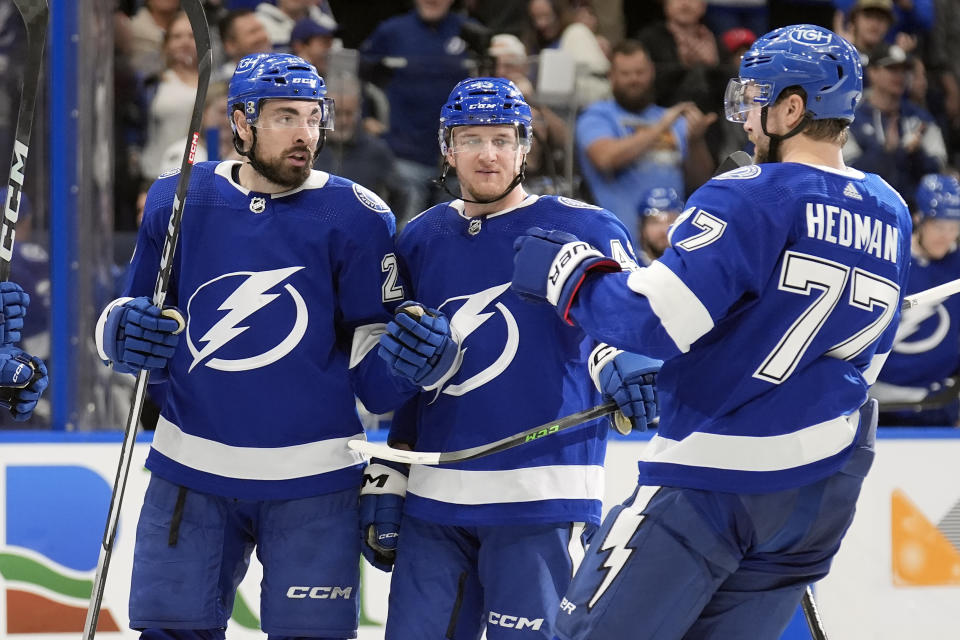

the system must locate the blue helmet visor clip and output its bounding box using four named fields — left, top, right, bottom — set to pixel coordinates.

left=724, top=78, right=772, bottom=123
